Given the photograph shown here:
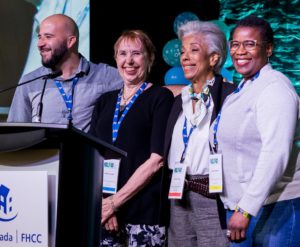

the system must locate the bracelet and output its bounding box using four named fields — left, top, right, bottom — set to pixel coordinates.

left=235, top=206, right=251, bottom=219
left=108, top=196, right=118, bottom=212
